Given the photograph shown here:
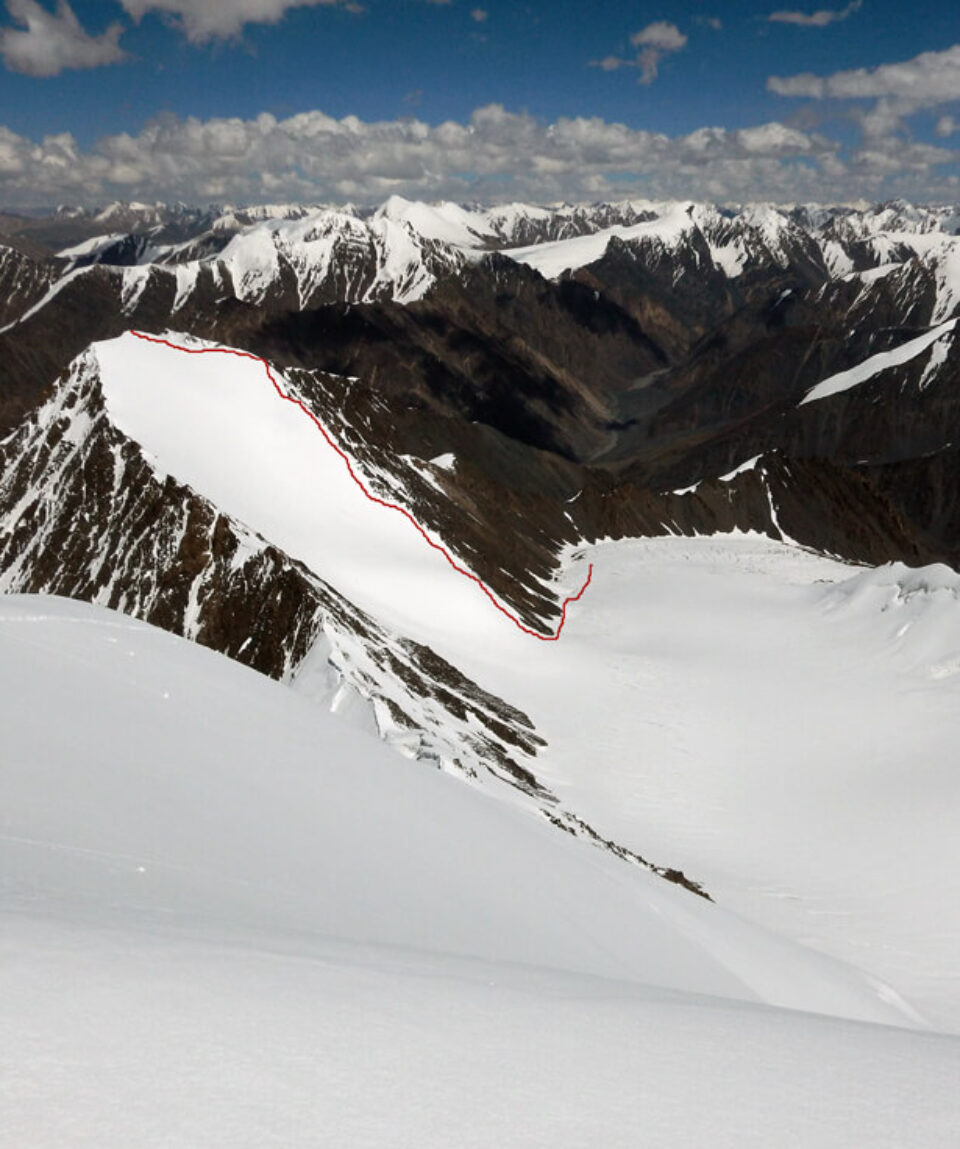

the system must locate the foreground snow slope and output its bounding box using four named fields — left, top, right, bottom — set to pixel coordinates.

left=3, top=595, right=959, bottom=1147
left=0, top=594, right=913, bottom=1020
left=5, top=913, right=959, bottom=1149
